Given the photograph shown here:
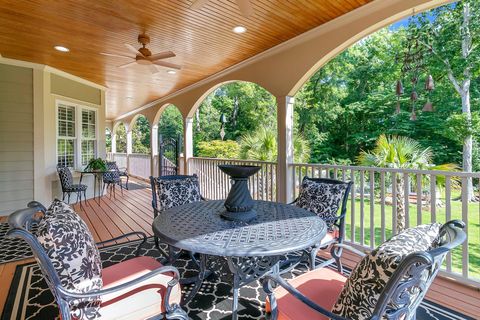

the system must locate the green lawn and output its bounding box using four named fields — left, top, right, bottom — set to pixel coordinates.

left=344, top=194, right=480, bottom=280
